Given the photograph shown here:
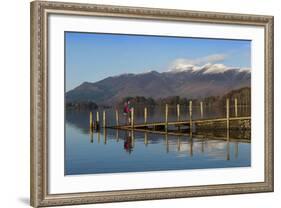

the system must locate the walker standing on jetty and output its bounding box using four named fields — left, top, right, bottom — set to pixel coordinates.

left=123, top=100, right=133, bottom=125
